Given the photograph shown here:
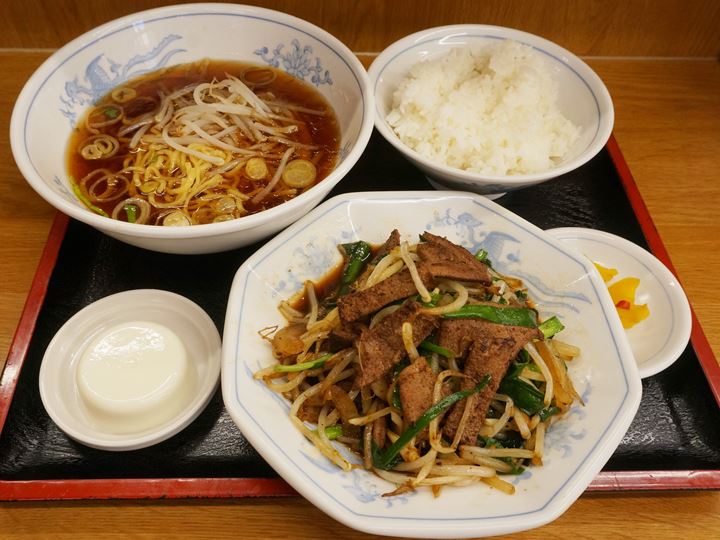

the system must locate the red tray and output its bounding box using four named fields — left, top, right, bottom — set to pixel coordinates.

left=2, top=136, right=719, bottom=500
